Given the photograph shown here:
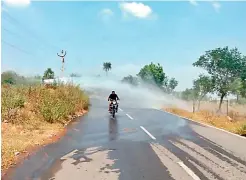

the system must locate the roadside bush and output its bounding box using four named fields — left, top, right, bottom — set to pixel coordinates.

left=1, top=86, right=26, bottom=123
left=1, top=83, right=89, bottom=171
left=1, top=84, right=89, bottom=125
left=236, top=124, right=246, bottom=136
